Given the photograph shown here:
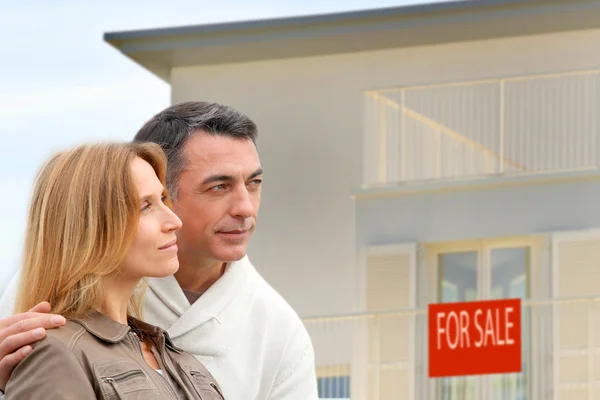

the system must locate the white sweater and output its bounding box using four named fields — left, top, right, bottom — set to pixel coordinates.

left=0, top=277, right=17, bottom=319
left=0, top=256, right=319, bottom=400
